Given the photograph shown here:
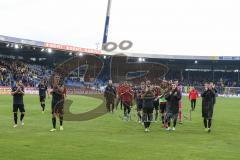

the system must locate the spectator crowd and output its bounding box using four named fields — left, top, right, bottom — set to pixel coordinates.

left=0, top=58, right=51, bottom=87
left=0, top=58, right=239, bottom=91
